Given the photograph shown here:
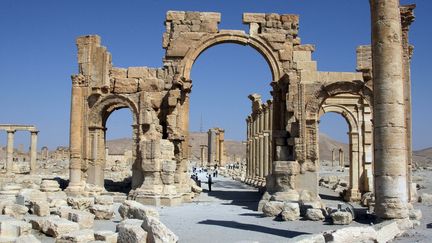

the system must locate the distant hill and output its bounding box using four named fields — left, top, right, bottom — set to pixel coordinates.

left=105, top=133, right=432, bottom=167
